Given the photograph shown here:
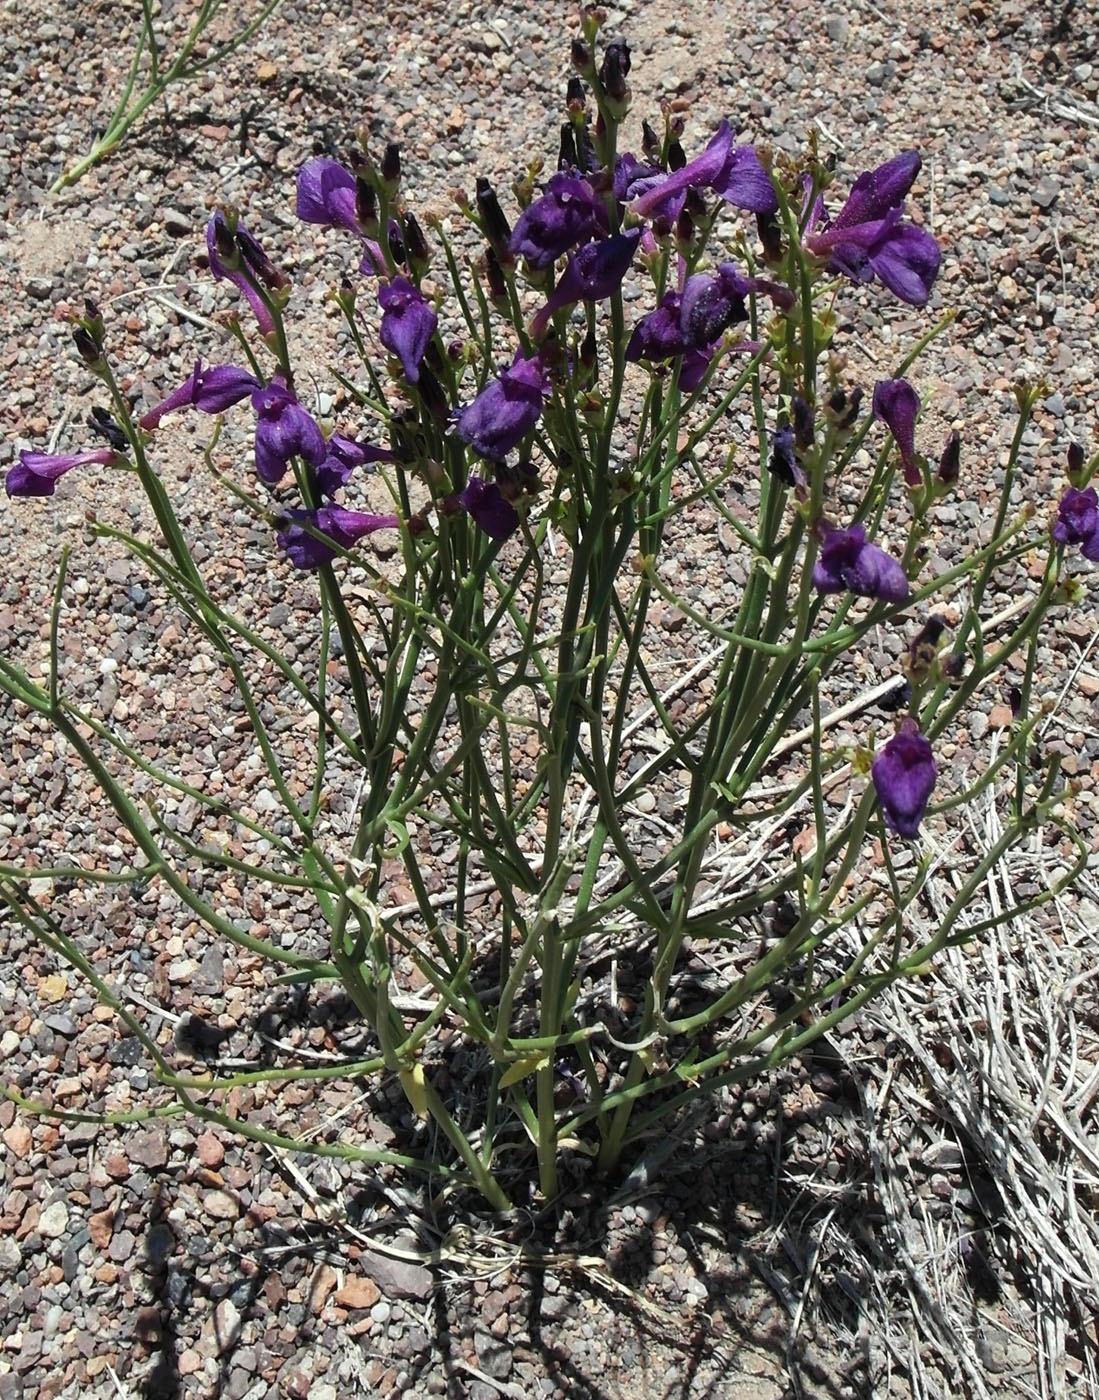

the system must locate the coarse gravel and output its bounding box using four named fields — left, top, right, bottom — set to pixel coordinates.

left=2, top=1, right=1099, bottom=1397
